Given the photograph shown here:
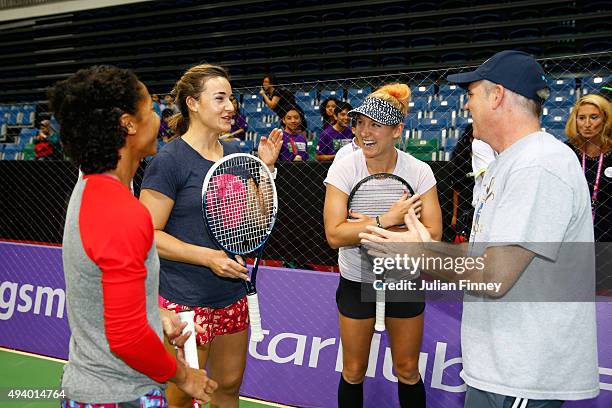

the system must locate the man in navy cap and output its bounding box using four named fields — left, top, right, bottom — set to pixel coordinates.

left=360, top=50, right=600, bottom=407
